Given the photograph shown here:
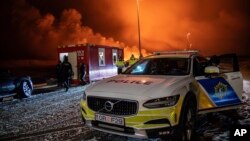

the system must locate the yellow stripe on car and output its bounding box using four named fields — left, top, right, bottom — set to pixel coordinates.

left=80, top=95, right=185, bottom=129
